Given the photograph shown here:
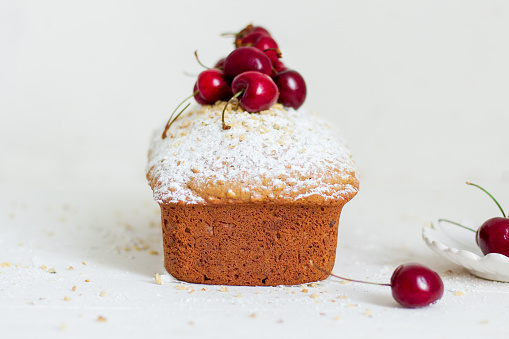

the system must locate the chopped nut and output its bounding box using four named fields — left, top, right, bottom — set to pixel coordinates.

left=155, top=273, right=162, bottom=285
